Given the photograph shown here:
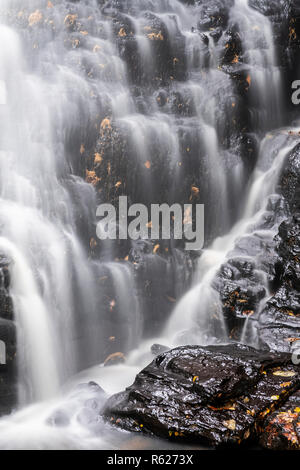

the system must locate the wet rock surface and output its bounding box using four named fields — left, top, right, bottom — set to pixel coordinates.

left=258, top=214, right=300, bottom=352
left=212, top=138, right=300, bottom=351
left=0, top=257, right=17, bottom=416
left=260, top=389, right=300, bottom=449
left=0, top=0, right=299, bottom=447
left=257, top=143, right=300, bottom=352
left=103, top=343, right=300, bottom=447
